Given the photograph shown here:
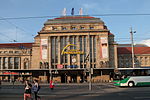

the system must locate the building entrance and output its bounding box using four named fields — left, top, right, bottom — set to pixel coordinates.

left=61, top=73, right=67, bottom=83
